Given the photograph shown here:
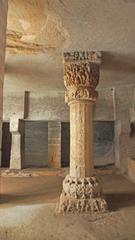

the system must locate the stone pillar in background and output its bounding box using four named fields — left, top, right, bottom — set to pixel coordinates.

left=0, top=0, right=8, bottom=166
left=114, top=86, right=131, bottom=174
left=10, top=118, right=22, bottom=169
left=58, top=51, right=108, bottom=213
left=48, top=121, right=61, bottom=168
